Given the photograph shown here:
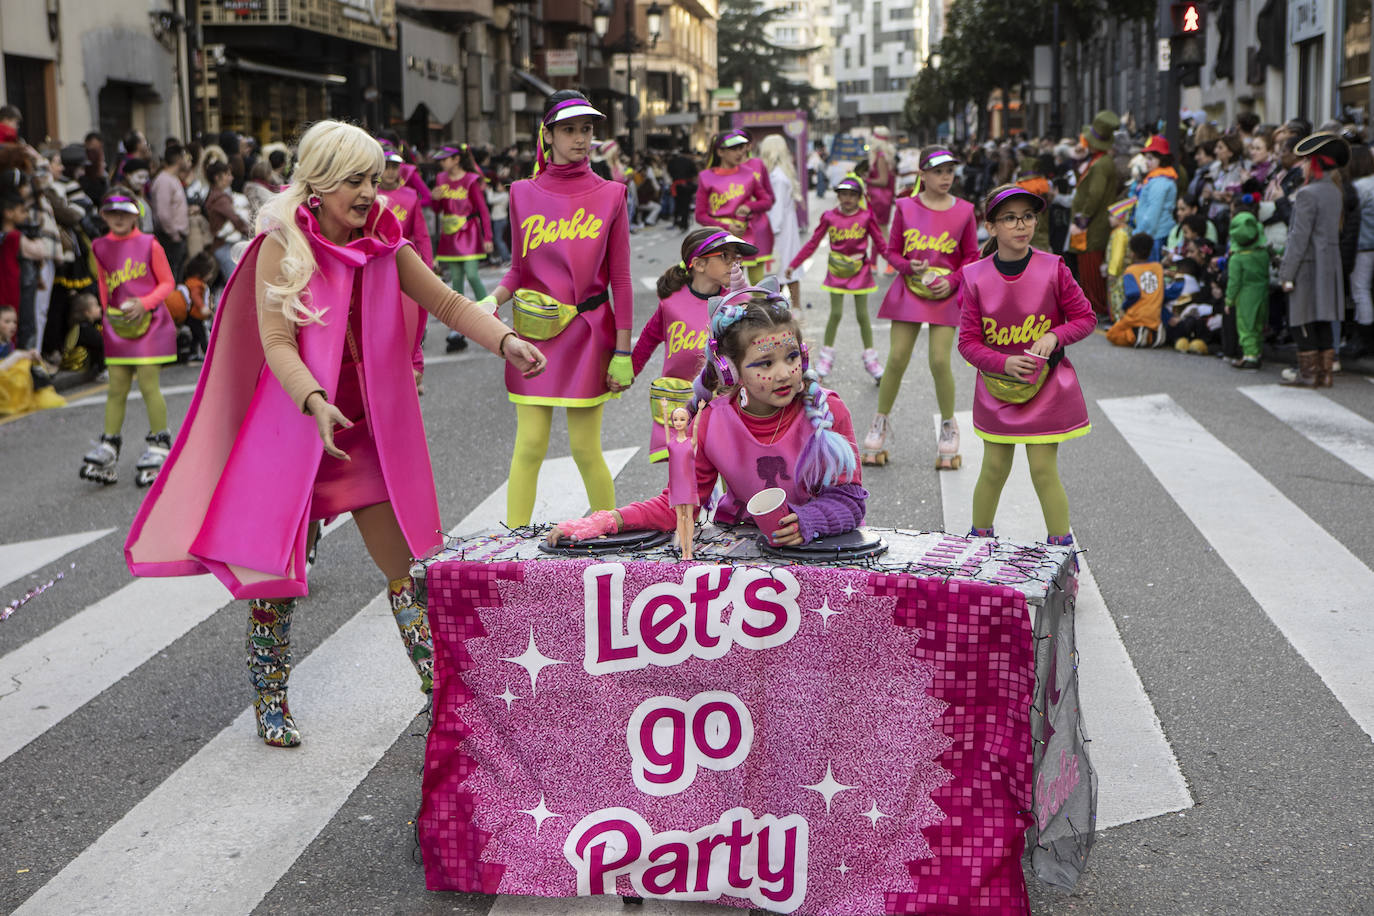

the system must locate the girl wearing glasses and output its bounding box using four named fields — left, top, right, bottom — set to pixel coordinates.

left=958, top=185, right=1096, bottom=552
left=632, top=228, right=755, bottom=463
left=863, top=147, right=980, bottom=469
